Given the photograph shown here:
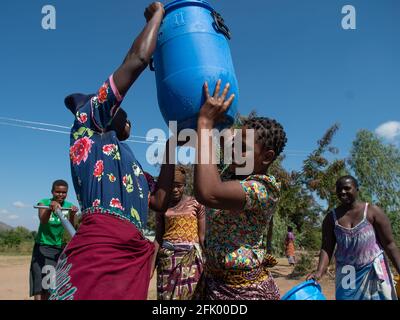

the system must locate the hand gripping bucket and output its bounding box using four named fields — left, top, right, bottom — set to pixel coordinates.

left=281, top=280, right=327, bottom=300
left=152, top=0, right=239, bottom=131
